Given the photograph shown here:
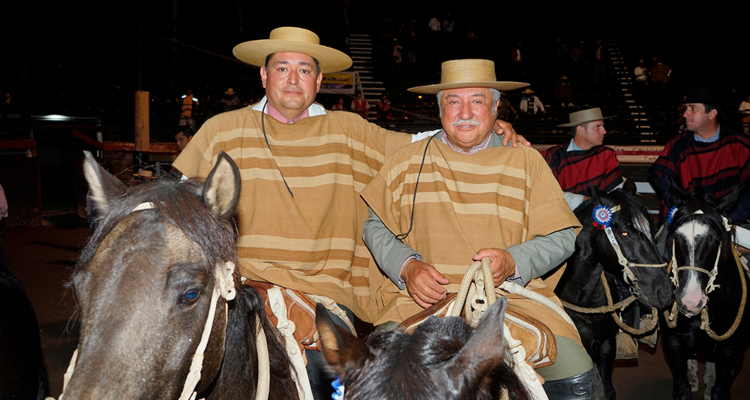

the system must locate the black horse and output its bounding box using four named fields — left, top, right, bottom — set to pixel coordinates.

left=57, top=152, right=298, bottom=400
left=555, top=180, right=673, bottom=400
left=661, top=181, right=750, bottom=400
left=315, top=298, right=531, bottom=400
left=0, top=264, right=49, bottom=400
